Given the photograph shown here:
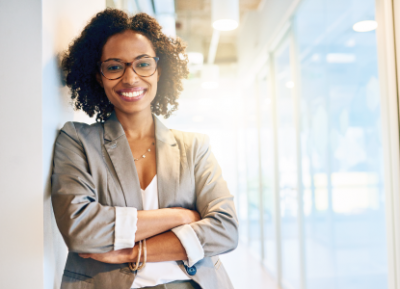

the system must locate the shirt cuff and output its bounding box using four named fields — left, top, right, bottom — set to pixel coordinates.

left=114, top=207, right=138, bottom=250
left=171, top=224, right=204, bottom=266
